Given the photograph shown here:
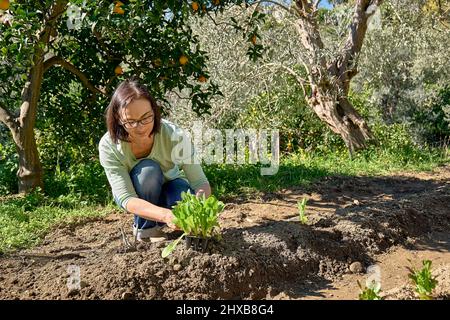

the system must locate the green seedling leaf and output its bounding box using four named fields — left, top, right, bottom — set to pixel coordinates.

left=407, top=259, right=438, bottom=300
left=357, top=280, right=383, bottom=300
left=161, top=232, right=187, bottom=258
left=163, top=192, right=225, bottom=257
left=297, top=198, right=308, bottom=224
